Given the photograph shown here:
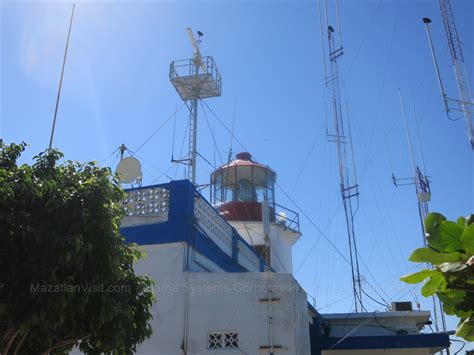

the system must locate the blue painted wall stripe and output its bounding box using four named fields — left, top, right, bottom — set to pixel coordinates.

left=121, top=180, right=265, bottom=272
